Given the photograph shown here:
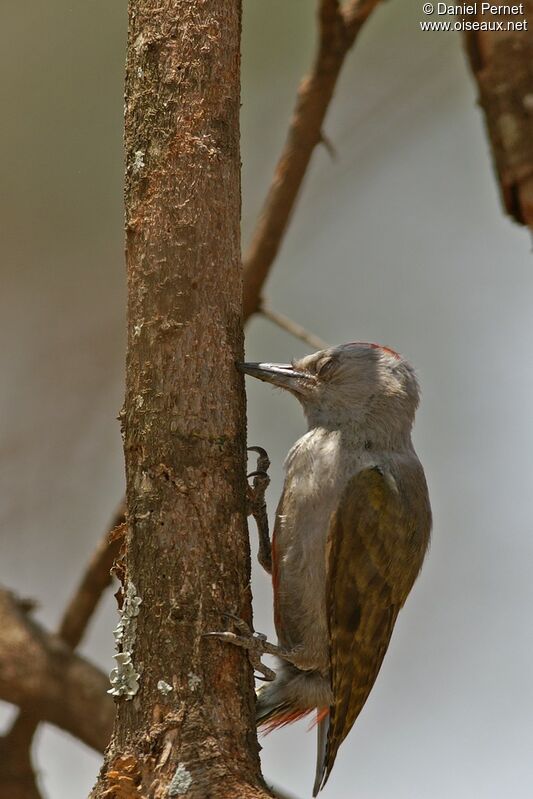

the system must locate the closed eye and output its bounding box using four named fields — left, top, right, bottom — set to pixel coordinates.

left=316, top=357, right=336, bottom=377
